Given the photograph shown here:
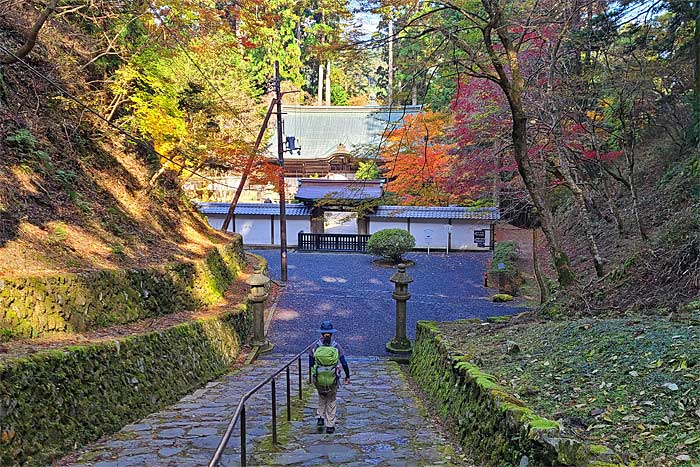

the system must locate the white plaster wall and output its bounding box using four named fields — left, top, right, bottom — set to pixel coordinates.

left=451, top=220, right=492, bottom=251
left=273, top=217, right=311, bottom=247
left=411, top=219, right=449, bottom=249
left=235, top=216, right=273, bottom=245
left=369, top=219, right=410, bottom=234
left=206, top=214, right=226, bottom=231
